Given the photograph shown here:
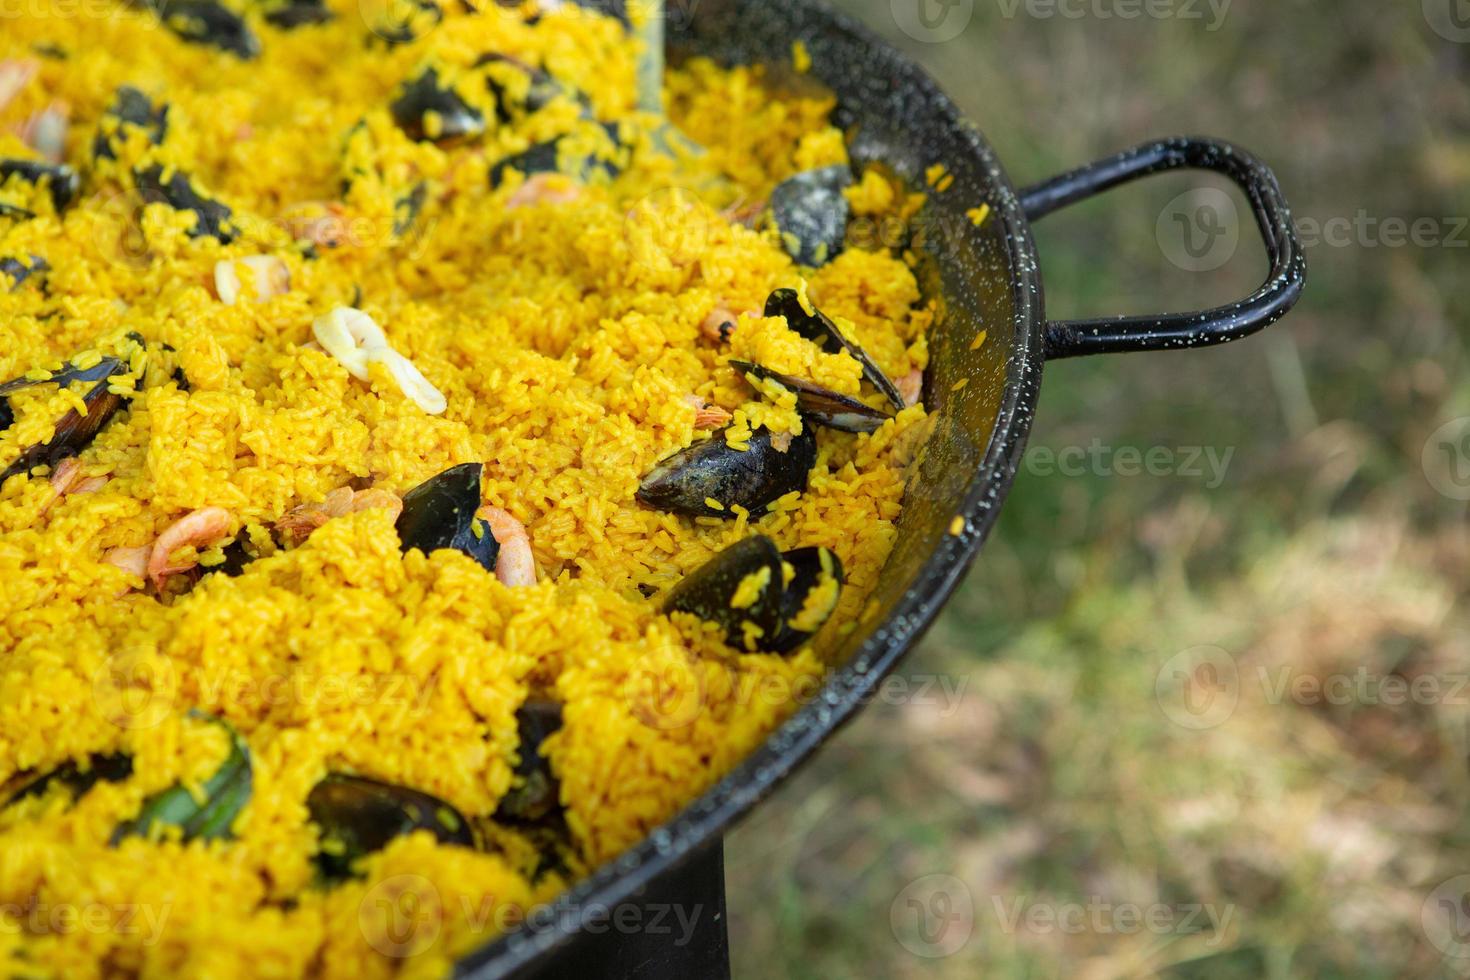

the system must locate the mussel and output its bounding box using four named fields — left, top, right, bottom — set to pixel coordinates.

left=0, top=159, right=80, bottom=213
left=665, top=536, right=845, bottom=653
left=729, top=360, right=893, bottom=434
left=0, top=356, right=131, bottom=482
left=133, top=164, right=238, bottom=242
left=136, top=0, right=262, bottom=59
left=636, top=425, right=817, bottom=519
left=770, top=545, right=845, bottom=654
left=112, top=716, right=252, bottom=844
left=93, top=86, right=169, bottom=162
left=390, top=66, right=486, bottom=145
left=4, top=753, right=132, bottom=810
left=770, top=165, right=852, bottom=268
left=395, top=463, right=499, bottom=573
left=488, top=122, right=625, bottom=189
left=476, top=53, right=586, bottom=121
left=0, top=254, right=49, bottom=292
left=495, top=699, right=563, bottom=825
left=256, top=0, right=334, bottom=28
left=765, top=288, right=906, bottom=413
left=393, top=182, right=427, bottom=238
left=306, top=774, right=474, bottom=881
